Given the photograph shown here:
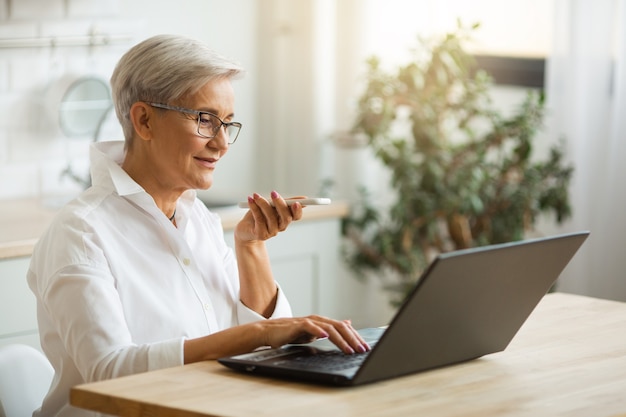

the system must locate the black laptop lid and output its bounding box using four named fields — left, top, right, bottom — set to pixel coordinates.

left=353, top=231, right=589, bottom=384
